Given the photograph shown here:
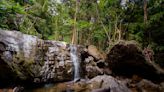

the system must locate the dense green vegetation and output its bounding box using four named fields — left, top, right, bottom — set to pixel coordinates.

left=0, top=0, right=163, bottom=51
